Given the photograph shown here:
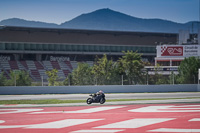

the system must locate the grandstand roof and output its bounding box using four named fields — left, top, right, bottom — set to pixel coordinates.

left=0, top=25, right=177, bottom=36
left=0, top=26, right=177, bottom=46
